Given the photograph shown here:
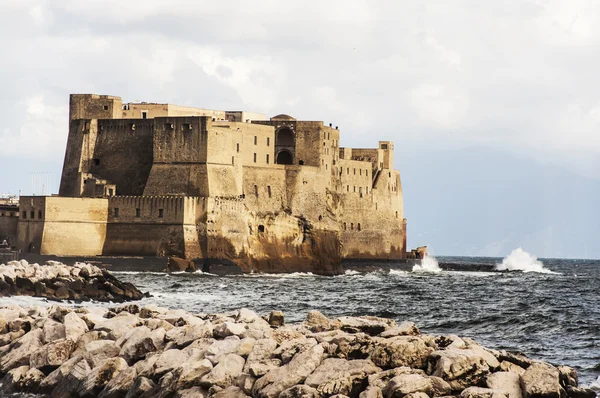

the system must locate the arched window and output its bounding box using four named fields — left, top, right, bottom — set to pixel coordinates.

left=276, top=150, right=293, bottom=165
left=276, top=127, right=294, bottom=146
left=350, top=223, right=354, bottom=230
left=343, top=222, right=347, bottom=230
left=357, top=223, right=361, bottom=231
